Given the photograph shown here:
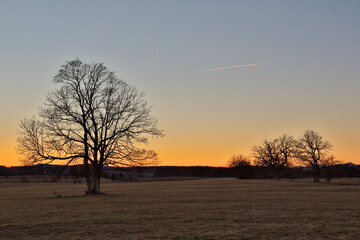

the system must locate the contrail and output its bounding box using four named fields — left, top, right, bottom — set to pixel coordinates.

left=200, top=62, right=267, bottom=72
